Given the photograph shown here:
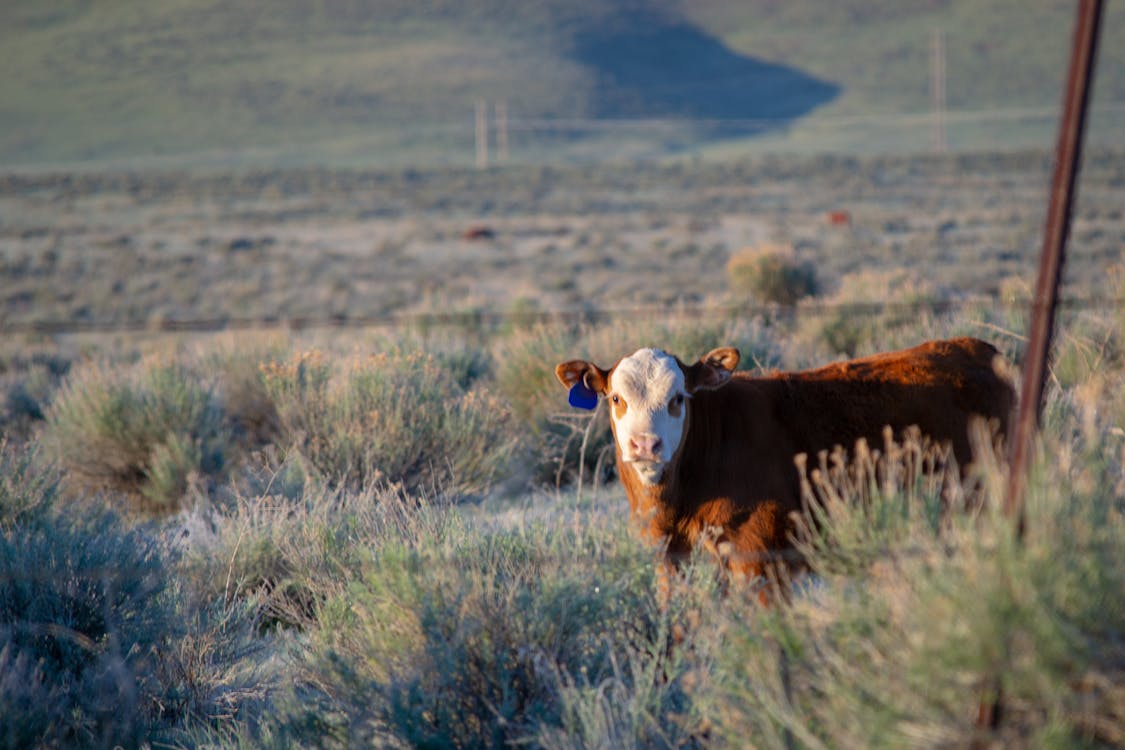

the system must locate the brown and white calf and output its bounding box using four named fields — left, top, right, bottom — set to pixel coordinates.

left=556, top=337, right=1013, bottom=588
